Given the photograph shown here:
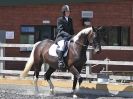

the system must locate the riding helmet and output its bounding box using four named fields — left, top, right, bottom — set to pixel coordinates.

left=61, top=5, right=70, bottom=13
